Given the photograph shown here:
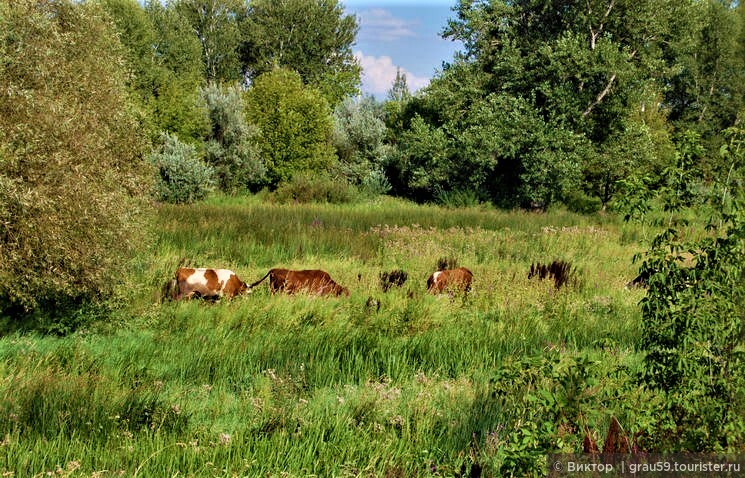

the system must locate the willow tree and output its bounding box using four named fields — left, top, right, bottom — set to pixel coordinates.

left=0, top=0, right=151, bottom=318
